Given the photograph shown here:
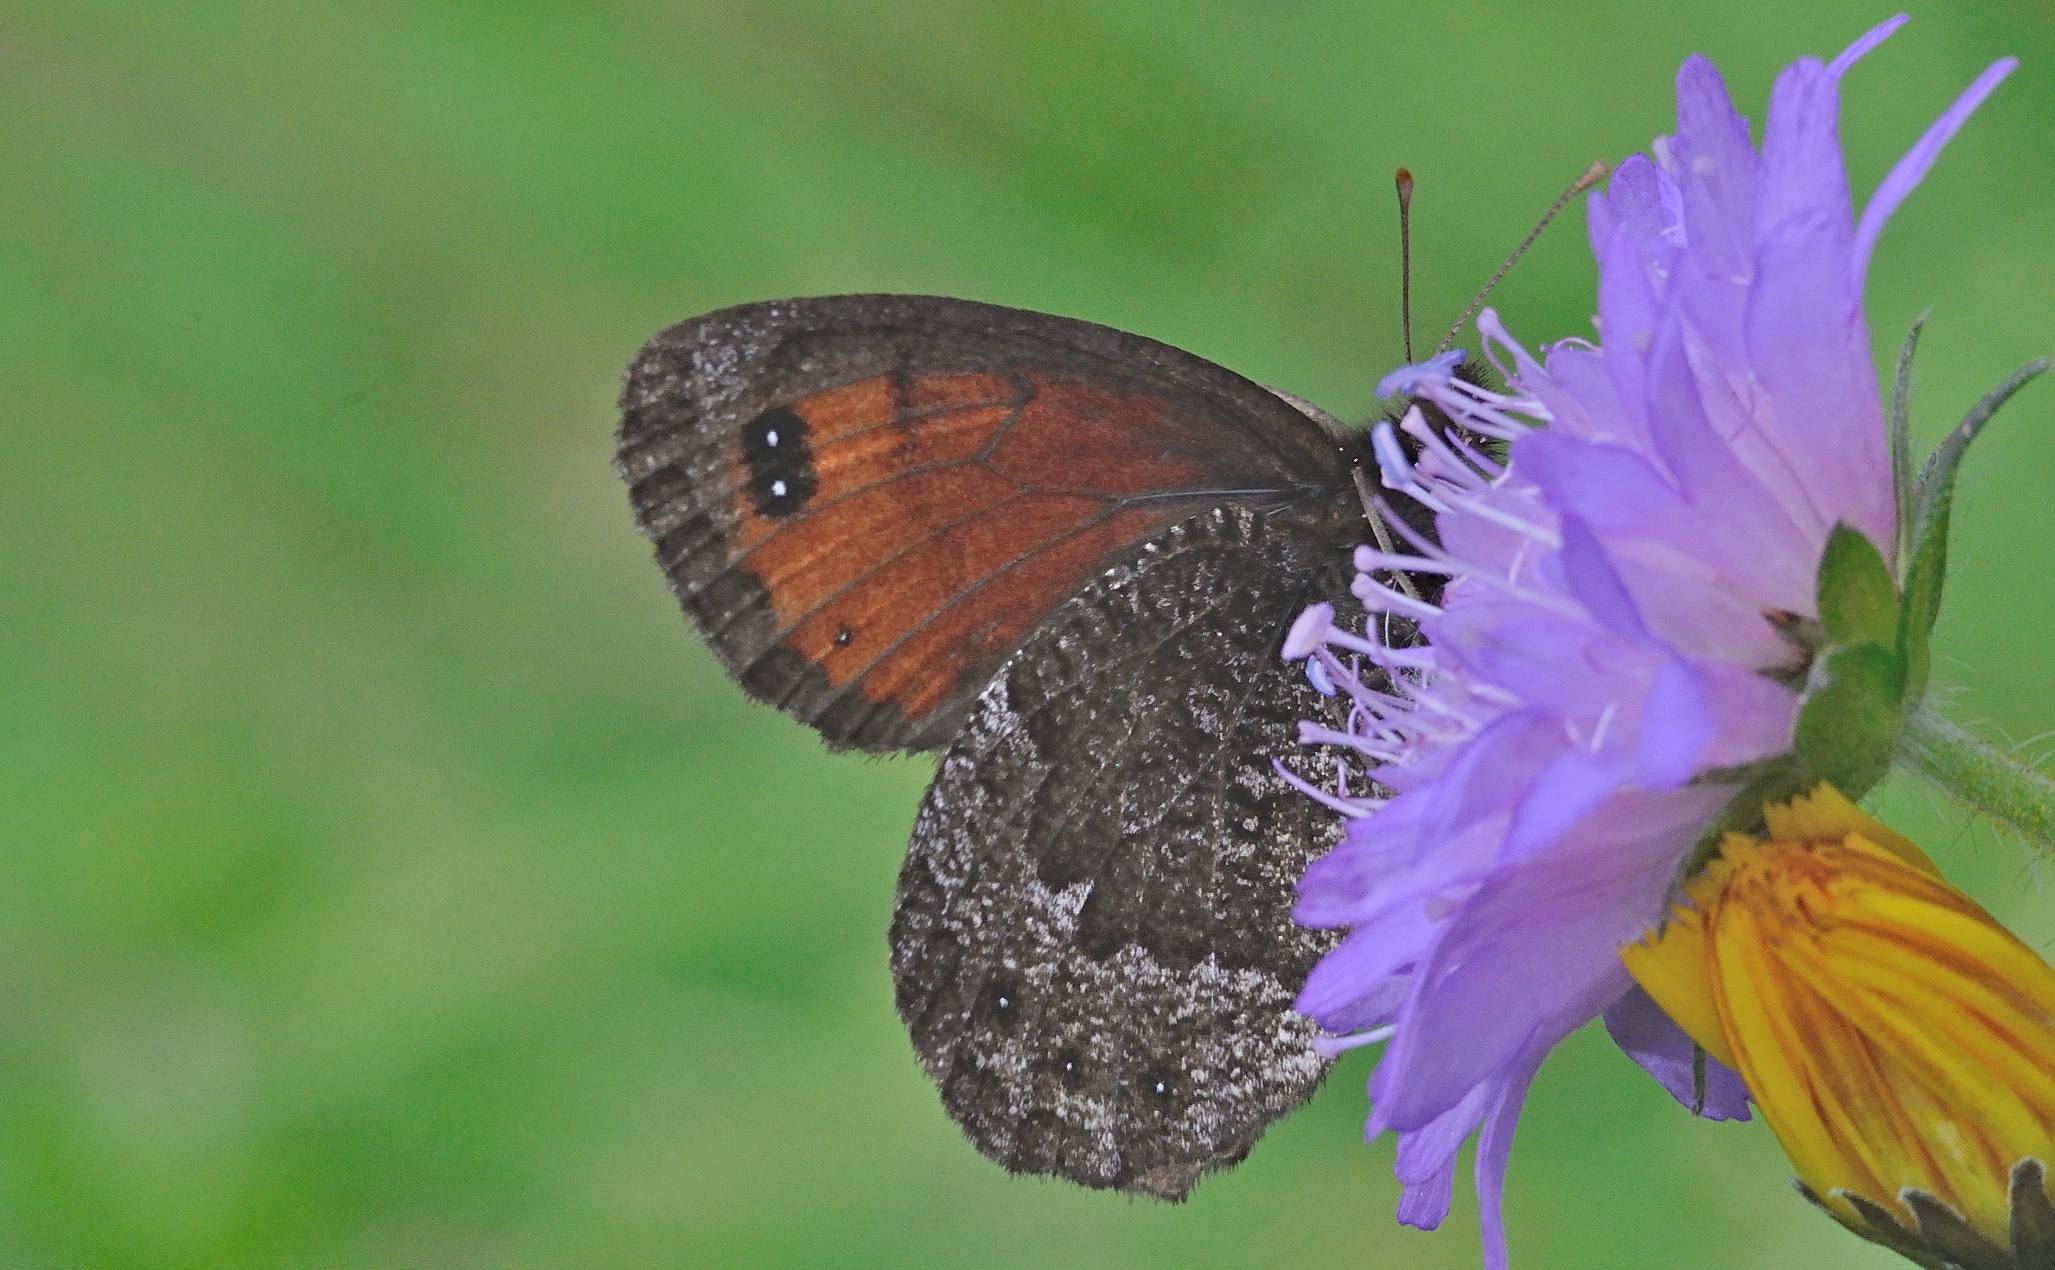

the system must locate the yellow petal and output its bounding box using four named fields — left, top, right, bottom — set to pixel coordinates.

left=1619, top=907, right=1734, bottom=1070
left=1621, top=784, right=2055, bottom=1245
left=1762, top=782, right=1938, bottom=875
